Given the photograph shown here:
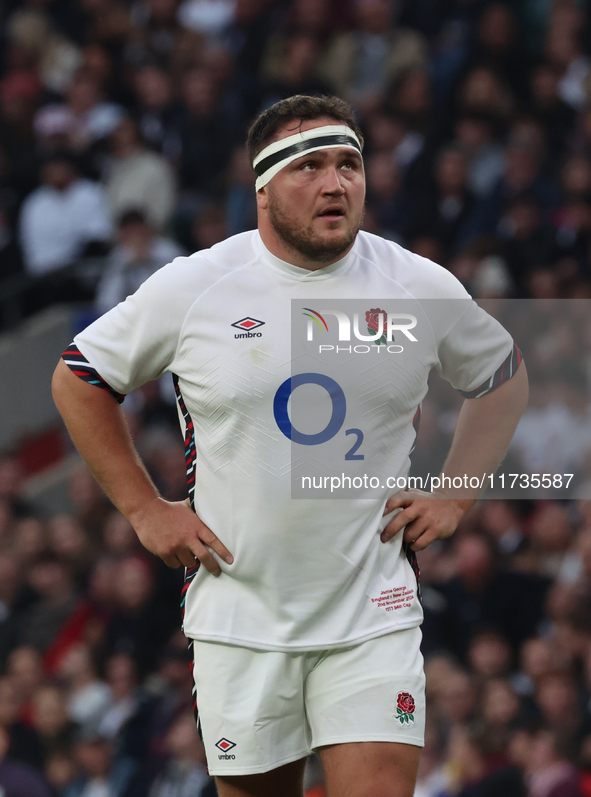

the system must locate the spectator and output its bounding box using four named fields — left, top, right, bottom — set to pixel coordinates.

left=0, top=205, right=24, bottom=285
left=453, top=112, right=505, bottom=200
left=382, top=68, right=432, bottom=135
left=81, top=43, right=127, bottom=106
left=47, top=514, right=95, bottom=585
left=0, top=724, right=52, bottom=797
left=221, top=0, right=277, bottom=116
left=63, top=726, right=145, bottom=797
left=95, top=209, right=184, bottom=314
left=29, top=685, right=77, bottom=762
left=456, top=65, right=514, bottom=123
left=560, top=155, right=591, bottom=204
left=259, top=0, right=337, bottom=90
left=526, top=729, right=584, bottom=797
left=545, top=26, right=591, bottom=112
left=188, top=203, right=228, bottom=252
left=127, top=0, right=184, bottom=70
left=67, top=467, right=112, bottom=538
left=481, top=678, right=523, bottom=734
left=442, top=723, right=527, bottom=797
left=149, top=711, right=214, bottom=797
left=103, top=118, right=178, bottom=231
left=34, top=68, right=125, bottom=153
left=5, top=646, right=44, bottom=708
left=572, top=106, right=591, bottom=161
left=463, top=139, right=562, bottom=246
left=467, top=630, right=513, bottom=681
left=178, top=0, right=235, bottom=38
left=0, top=457, right=30, bottom=519
left=17, top=555, right=80, bottom=656
left=527, top=503, right=576, bottom=580
left=497, top=195, right=557, bottom=295
left=102, top=512, right=141, bottom=559
left=105, top=555, right=178, bottom=676
left=173, top=67, right=236, bottom=196
left=98, top=654, right=143, bottom=742
left=364, top=108, right=425, bottom=172
left=258, top=33, right=332, bottom=110
left=528, top=63, right=576, bottom=159
left=0, top=555, right=25, bottom=671
left=58, top=643, right=112, bottom=730
left=405, top=145, right=477, bottom=257
left=225, top=145, right=257, bottom=236
left=0, top=72, right=42, bottom=208
left=477, top=500, right=526, bottom=557
left=43, top=748, right=77, bottom=795
left=131, top=65, right=183, bottom=155
left=5, top=6, right=82, bottom=95
left=19, top=150, right=113, bottom=306
left=535, top=671, right=591, bottom=745
left=364, top=151, right=406, bottom=241
left=471, top=253, right=514, bottom=298
left=414, top=717, right=449, bottom=797
left=0, top=677, right=44, bottom=770
left=514, top=637, right=570, bottom=699
left=10, top=517, right=47, bottom=566
left=462, top=3, right=532, bottom=102
left=435, top=532, right=550, bottom=661
left=430, top=667, right=477, bottom=729
left=318, top=0, right=427, bottom=116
